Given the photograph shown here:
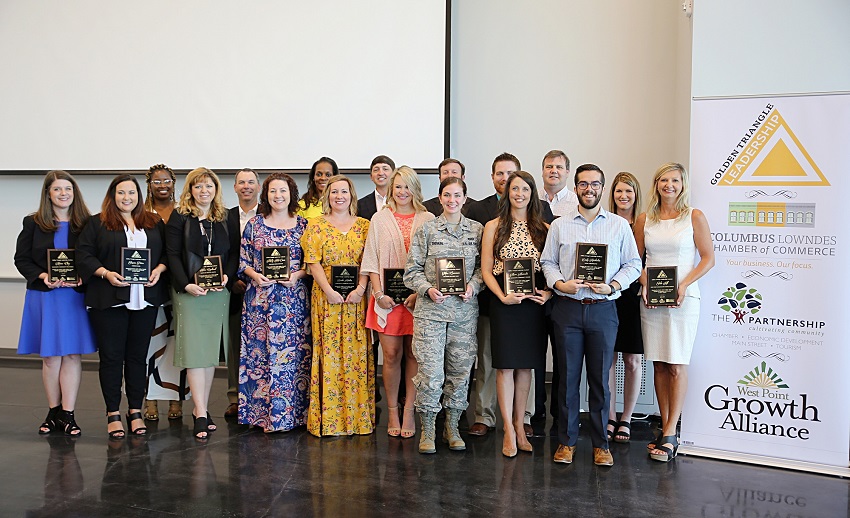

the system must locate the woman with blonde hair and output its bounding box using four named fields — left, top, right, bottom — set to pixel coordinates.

left=301, top=174, right=373, bottom=436
left=634, top=163, right=714, bottom=461
left=606, top=171, right=643, bottom=444
left=165, top=167, right=240, bottom=440
left=361, top=166, right=434, bottom=438
left=15, top=170, right=95, bottom=436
